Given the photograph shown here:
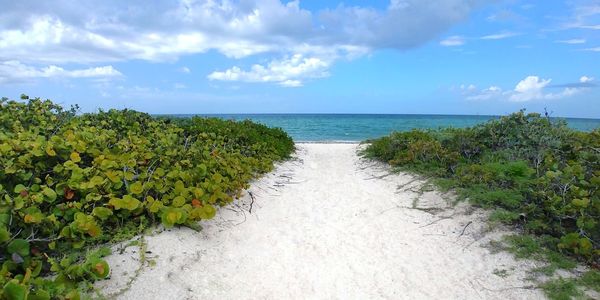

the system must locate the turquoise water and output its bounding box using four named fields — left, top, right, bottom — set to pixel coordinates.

left=171, top=114, right=600, bottom=142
